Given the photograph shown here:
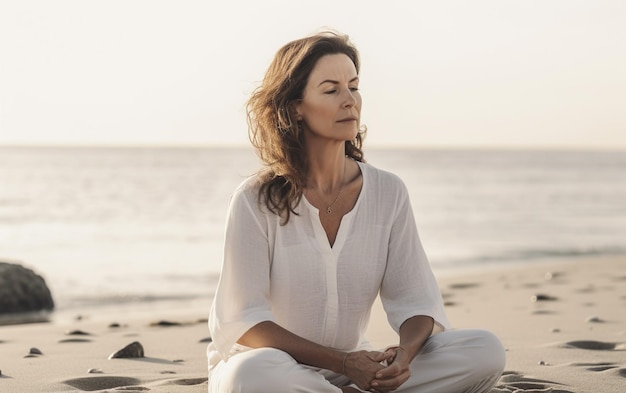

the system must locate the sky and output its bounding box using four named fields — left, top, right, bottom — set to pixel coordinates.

left=1, top=0, right=625, bottom=149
